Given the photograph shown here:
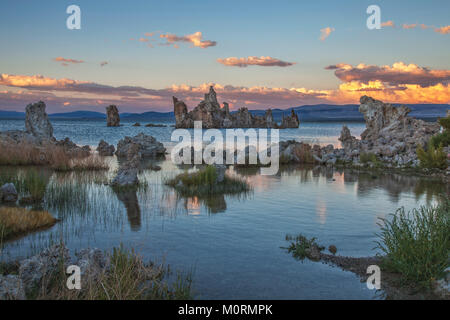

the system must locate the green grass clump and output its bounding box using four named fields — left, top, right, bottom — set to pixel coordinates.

left=376, top=201, right=450, bottom=287
left=417, top=140, right=447, bottom=170
left=166, top=165, right=250, bottom=197
left=430, top=115, right=450, bottom=149
left=283, top=234, right=325, bottom=261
